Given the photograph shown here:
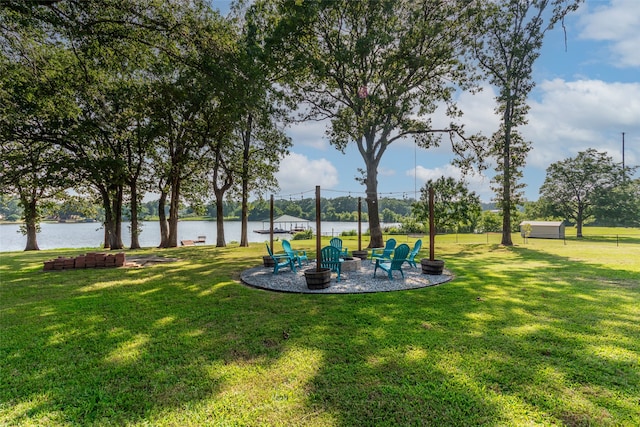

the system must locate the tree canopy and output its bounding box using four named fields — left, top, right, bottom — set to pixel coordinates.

left=266, top=0, right=484, bottom=248
left=539, top=149, right=631, bottom=237
left=0, top=0, right=288, bottom=249
left=0, top=9, right=79, bottom=250
left=412, top=177, right=482, bottom=234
